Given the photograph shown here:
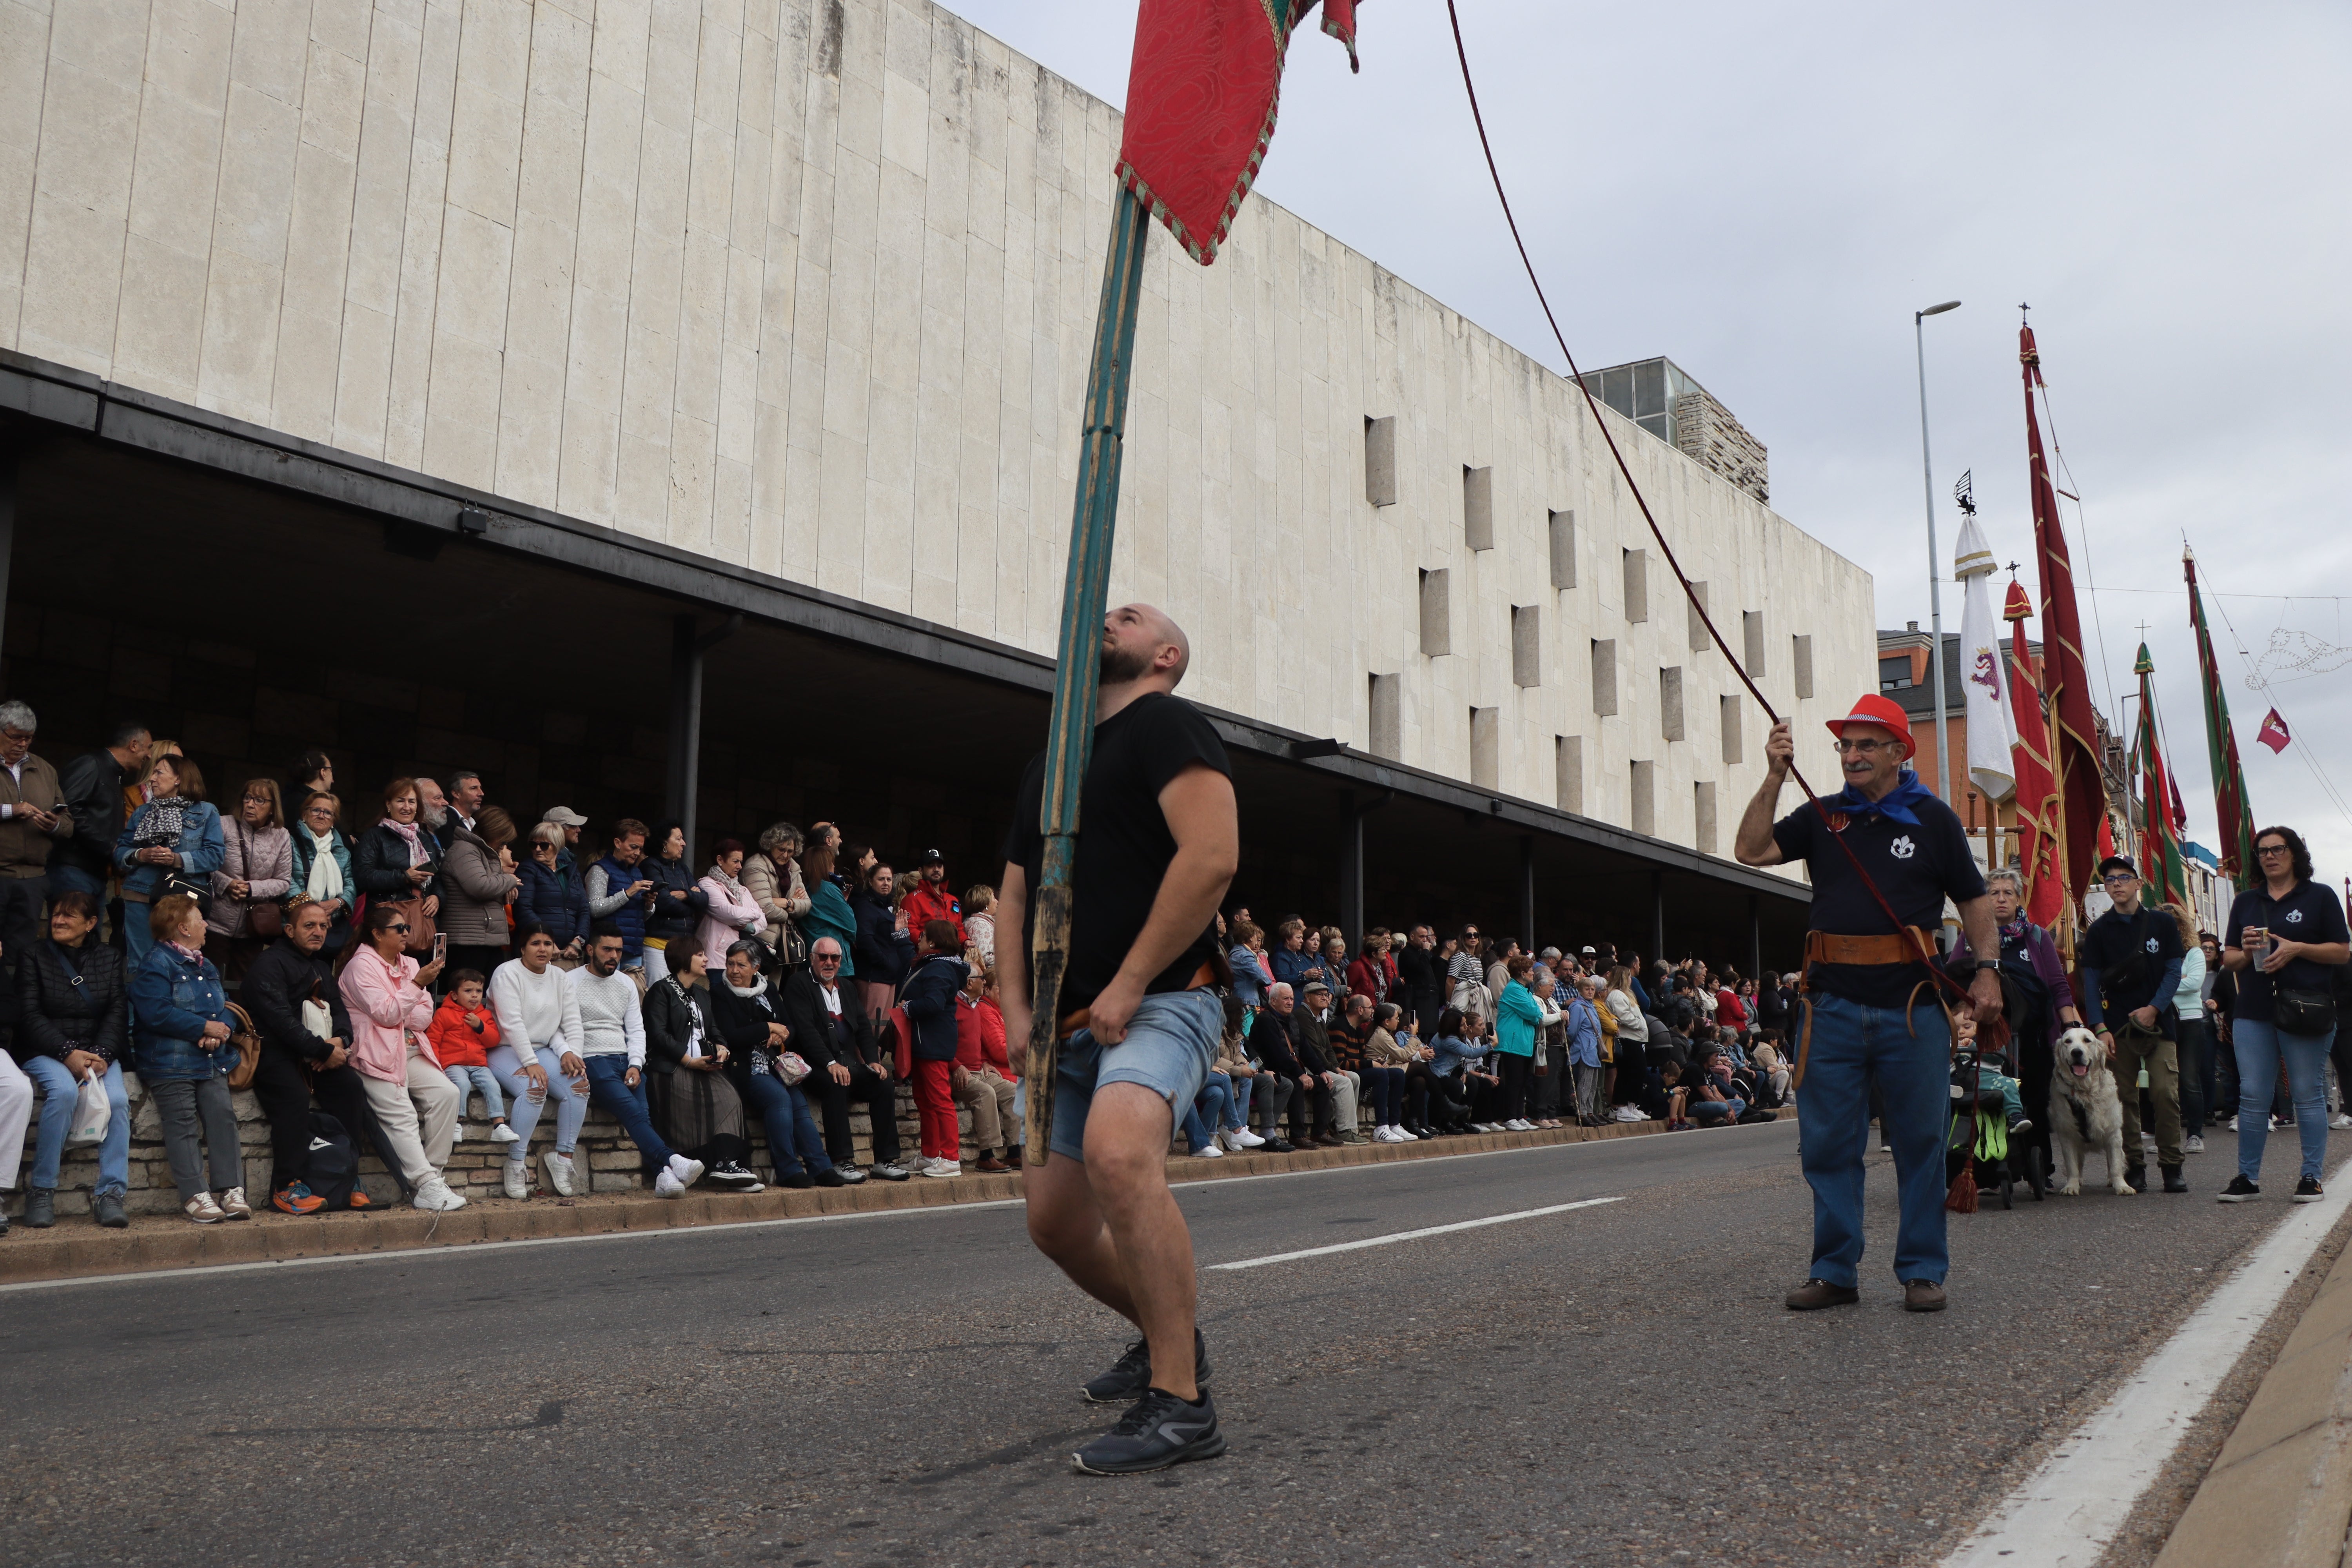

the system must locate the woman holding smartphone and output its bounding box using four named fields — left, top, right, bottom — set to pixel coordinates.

left=2218, top=825, right=2351, bottom=1204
